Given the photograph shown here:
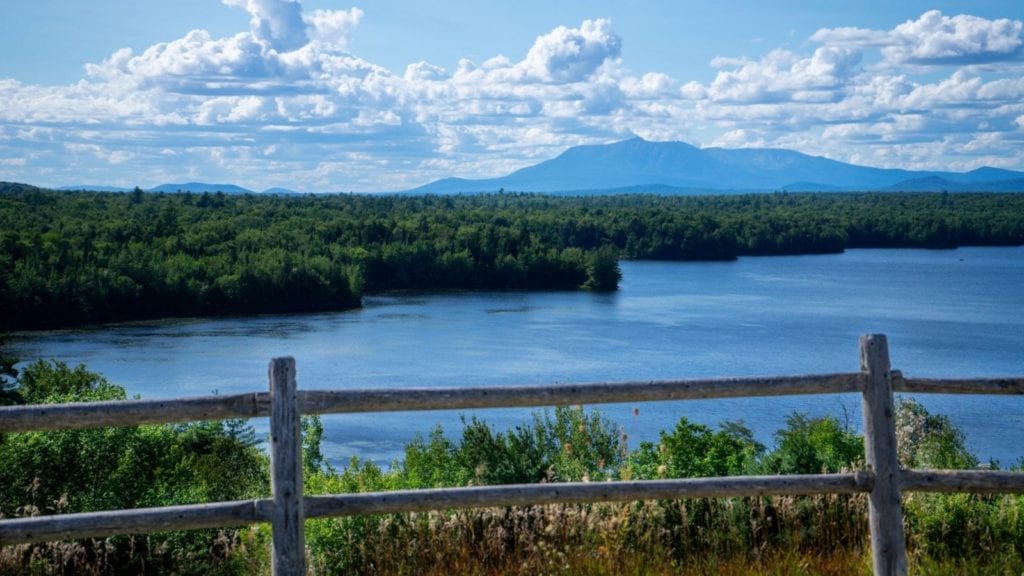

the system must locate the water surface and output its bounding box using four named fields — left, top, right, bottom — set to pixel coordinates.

left=11, top=247, right=1024, bottom=467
